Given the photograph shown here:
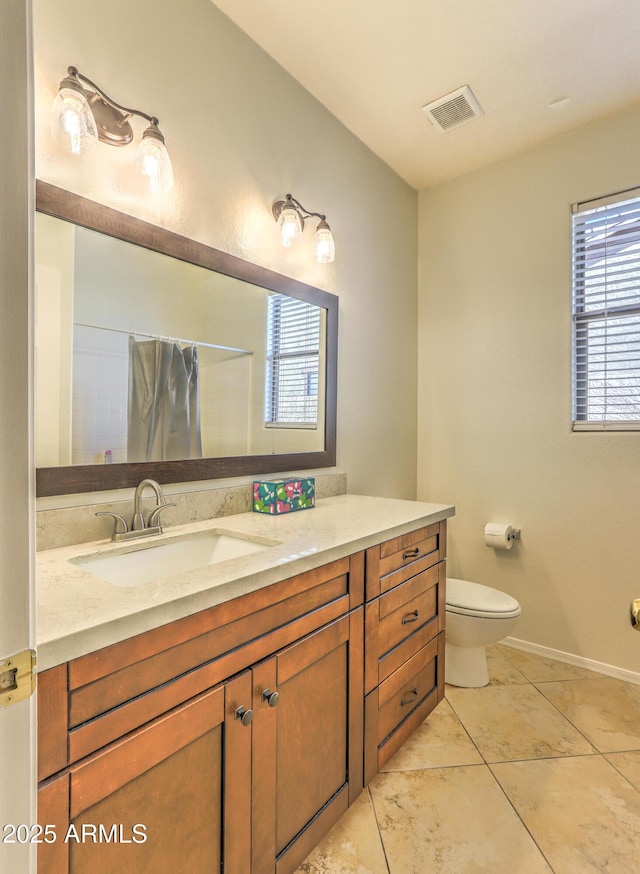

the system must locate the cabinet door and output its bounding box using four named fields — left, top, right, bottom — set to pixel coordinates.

left=38, top=674, right=252, bottom=874
left=251, top=609, right=364, bottom=874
